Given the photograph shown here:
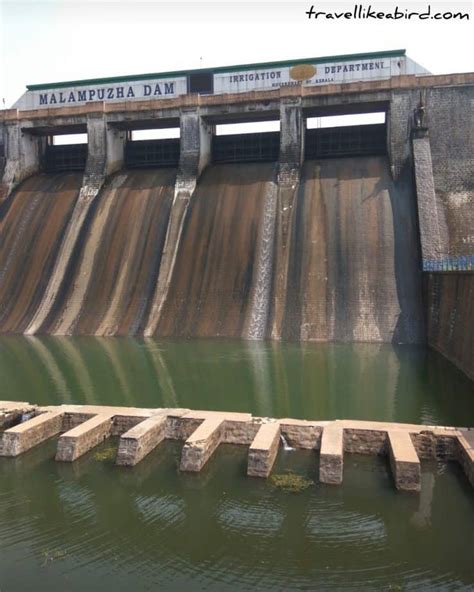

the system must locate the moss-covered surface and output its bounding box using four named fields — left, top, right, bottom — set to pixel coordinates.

left=270, top=471, right=313, bottom=493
